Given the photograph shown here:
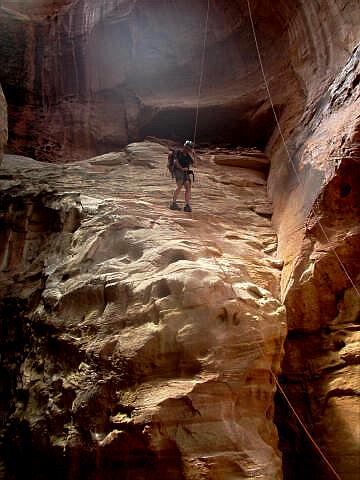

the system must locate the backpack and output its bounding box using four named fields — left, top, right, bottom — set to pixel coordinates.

left=167, top=149, right=178, bottom=177
left=167, top=148, right=195, bottom=182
